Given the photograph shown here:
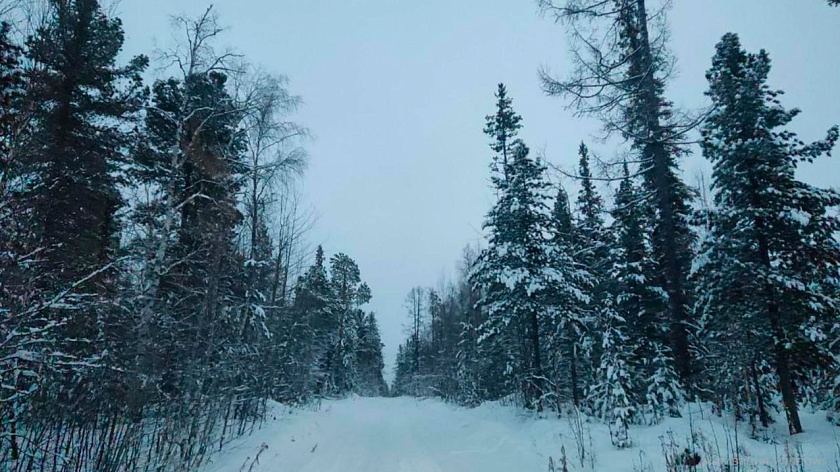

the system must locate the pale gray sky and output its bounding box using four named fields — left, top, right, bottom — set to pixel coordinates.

left=117, top=0, right=840, bottom=380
